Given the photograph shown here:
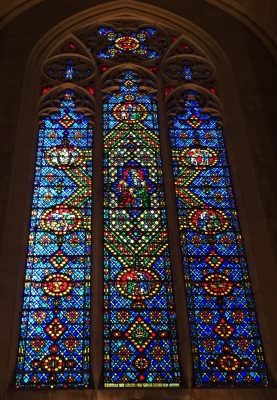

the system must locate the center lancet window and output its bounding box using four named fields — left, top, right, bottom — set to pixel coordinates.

left=15, top=21, right=268, bottom=390
left=103, top=71, right=180, bottom=386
